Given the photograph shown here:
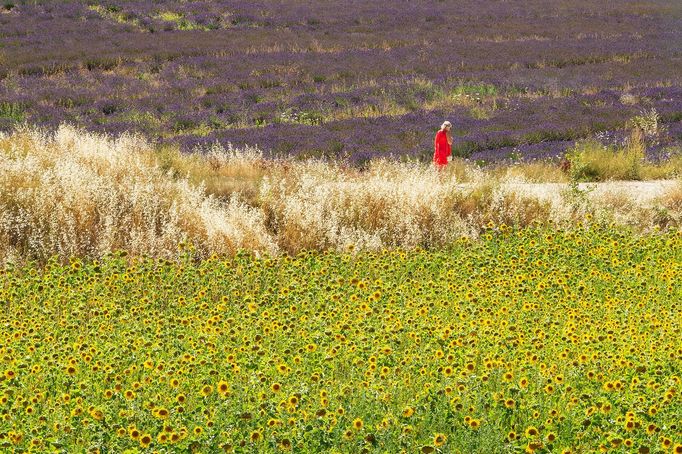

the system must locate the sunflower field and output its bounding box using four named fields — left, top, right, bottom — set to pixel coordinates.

left=1, top=224, right=681, bottom=453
